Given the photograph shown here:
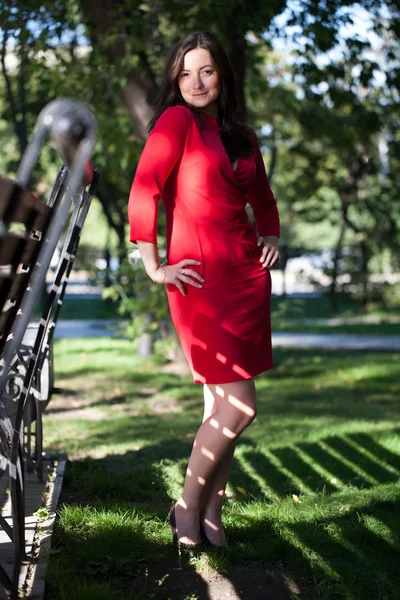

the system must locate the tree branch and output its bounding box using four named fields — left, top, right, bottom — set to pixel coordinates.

left=0, top=25, right=25, bottom=156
